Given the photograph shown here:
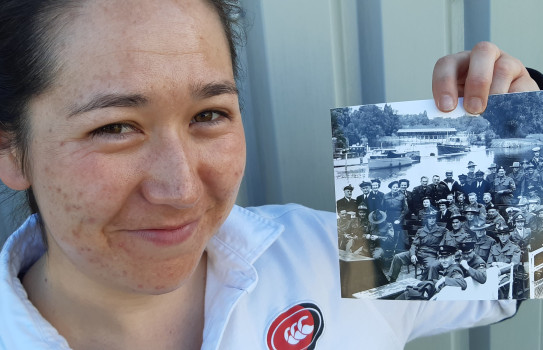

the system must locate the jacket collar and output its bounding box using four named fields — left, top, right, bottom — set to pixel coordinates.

left=0, top=207, right=284, bottom=350
left=203, top=205, right=283, bottom=348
